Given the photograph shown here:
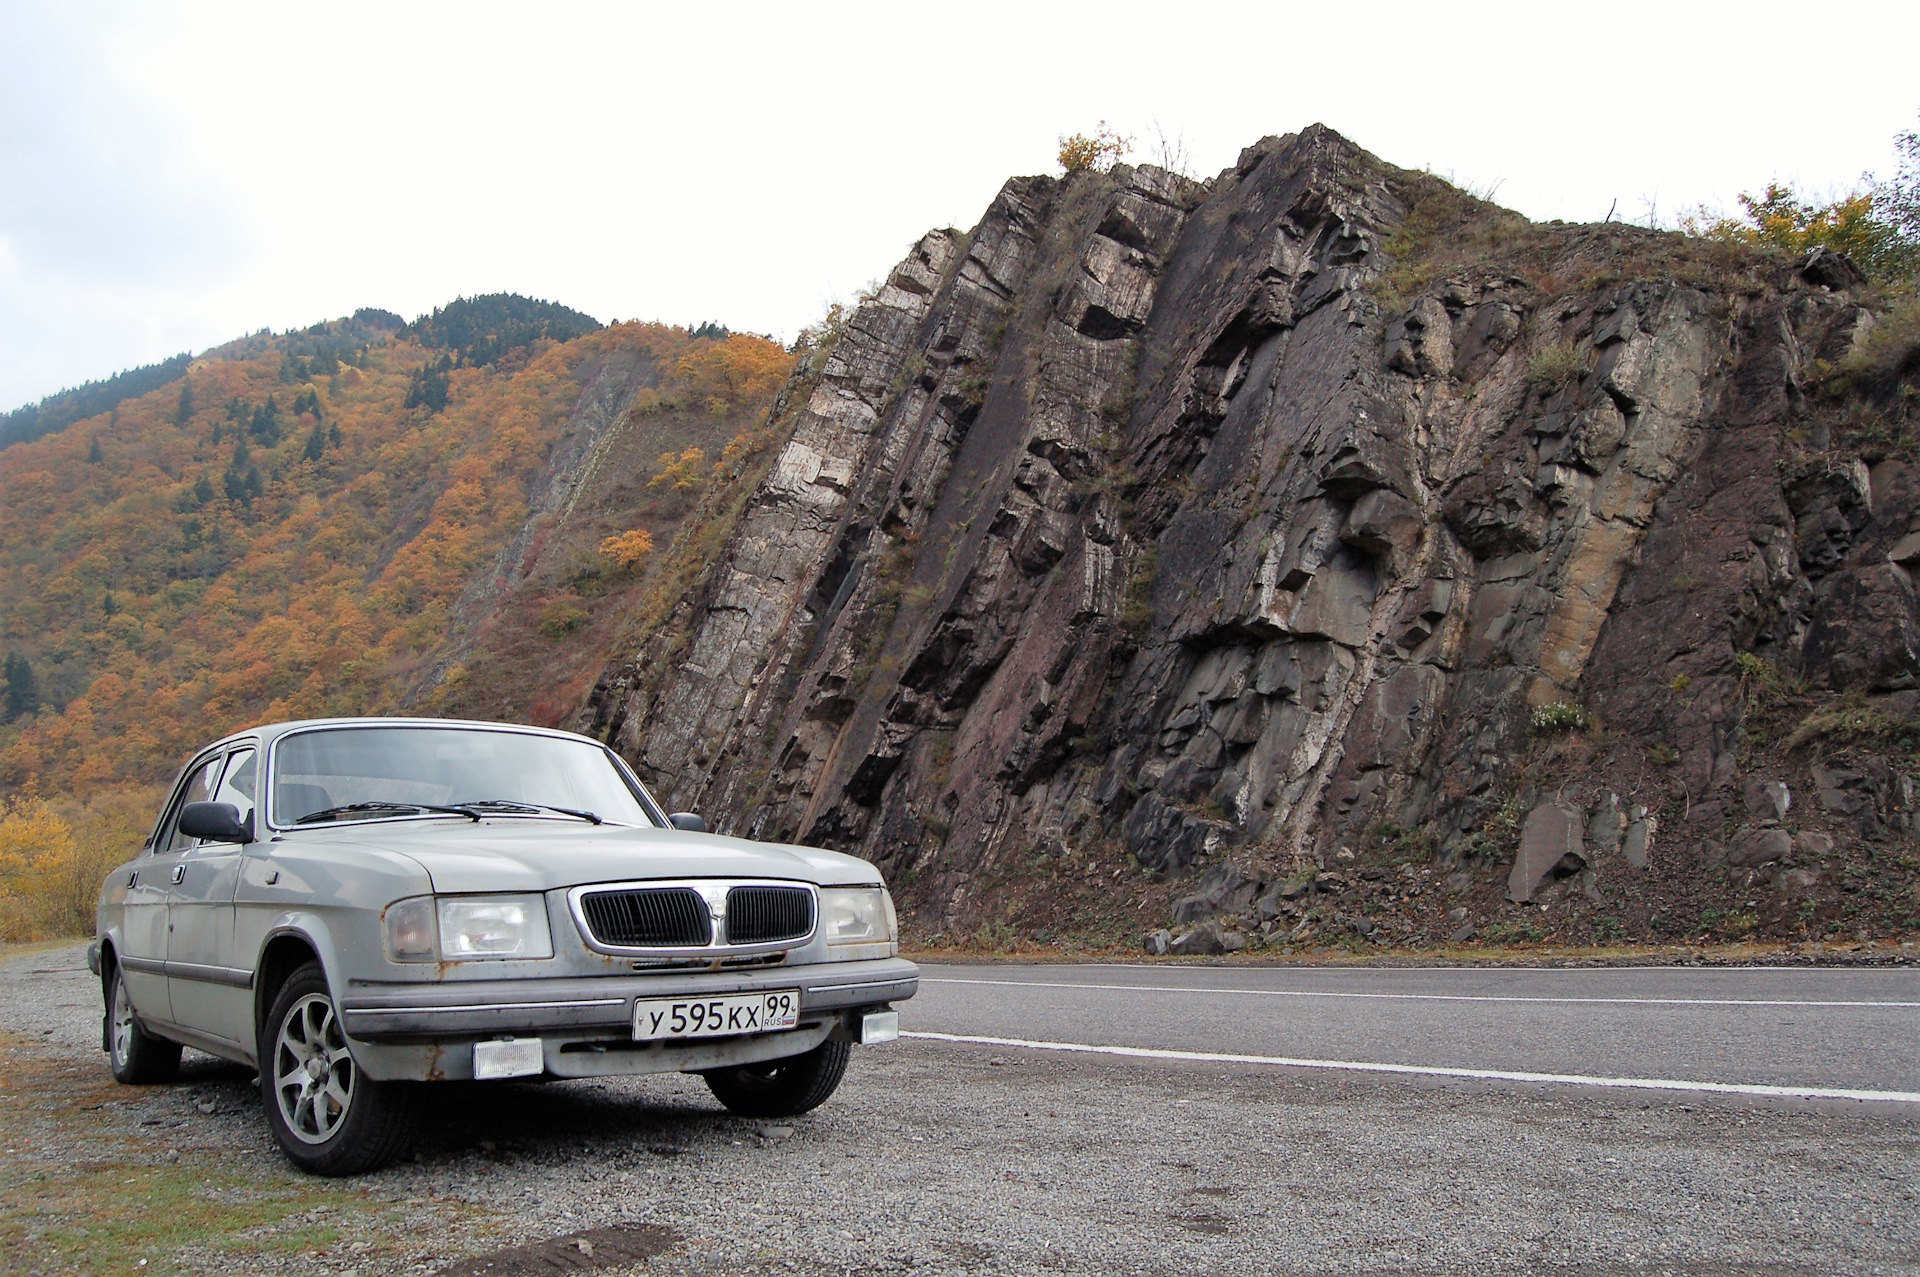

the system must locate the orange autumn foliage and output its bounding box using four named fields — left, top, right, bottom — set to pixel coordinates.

left=597, top=529, right=656, bottom=571
left=0, top=319, right=793, bottom=800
